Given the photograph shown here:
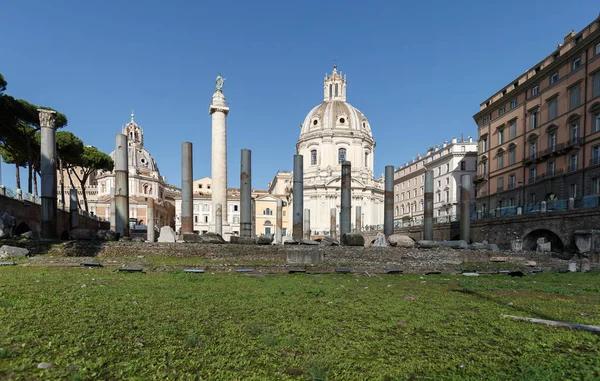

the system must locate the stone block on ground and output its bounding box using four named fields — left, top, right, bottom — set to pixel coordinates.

left=525, top=261, right=537, bottom=267
left=568, top=262, right=577, bottom=272
left=283, top=239, right=299, bottom=245
left=371, top=232, right=389, bottom=247
left=182, top=233, right=202, bottom=242
left=388, top=234, right=415, bottom=248
left=69, top=228, right=96, bottom=241
left=490, top=257, right=508, bottom=262
left=581, top=258, right=590, bottom=273
left=470, top=242, right=487, bottom=250
left=157, top=226, right=176, bottom=243
left=201, top=232, right=226, bottom=244
left=286, top=251, right=323, bottom=264
left=0, top=245, right=30, bottom=259
left=488, top=244, right=500, bottom=252
left=417, top=240, right=439, bottom=249
left=536, top=242, right=551, bottom=253
left=20, top=231, right=41, bottom=240
left=230, top=236, right=256, bottom=245
left=511, top=239, right=523, bottom=252
left=299, top=239, right=319, bottom=245
left=341, top=233, right=365, bottom=247
left=440, top=240, right=468, bottom=249
left=96, top=230, right=118, bottom=241
left=320, top=236, right=340, bottom=246
left=256, top=234, right=274, bottom=245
